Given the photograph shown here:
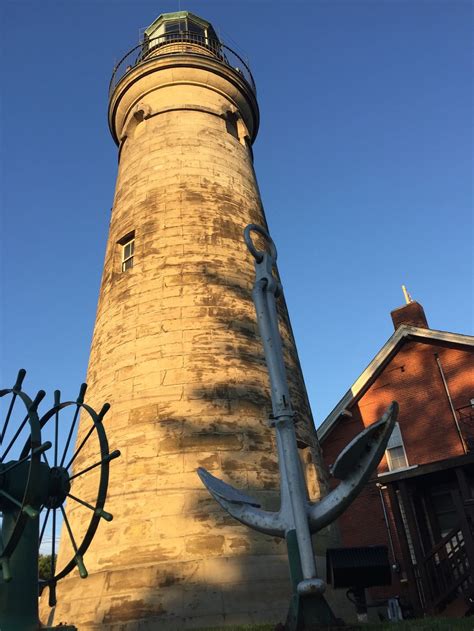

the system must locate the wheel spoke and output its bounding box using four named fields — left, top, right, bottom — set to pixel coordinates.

left=0, top=490, right=38, bottom=517
left=59, top=404, right=81, bottom=468
left=42, top=450, right=50, bottom=467
left=1, top=390, right=44, bottom=462
left=68, top=450, right=120, bottom=481
left=13, top=369, right=26, bottom=392
left=1, top=442, right=51, bottom=475
left=51, top=508, right=57, bottom=579
left=59, top=383, right=89, bottom=468
left=1, top=412, right=30, bottom=462
left=64, top=402, right=110, bottom=470
left=0, top=370, right=27, bottom=448
left=60, top=505, right=88, bottom=577
left=65, top=425, right=95, bottom=470
left=39, top=508, right=51, bottom=549
left=67, top=493, right=113, bottom=521
left=54, top=390, right=60, bottom=467
left=60, top=505, right=78, bottom=553
left=0, top=393, right=17, bottom=448
left=48, top=580, right=57, bottom=607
